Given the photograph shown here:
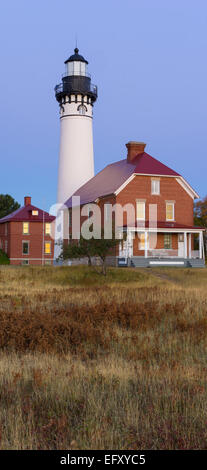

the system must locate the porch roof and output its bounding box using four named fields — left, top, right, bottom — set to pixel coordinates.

left=122, top=221, right=206, bottom=231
